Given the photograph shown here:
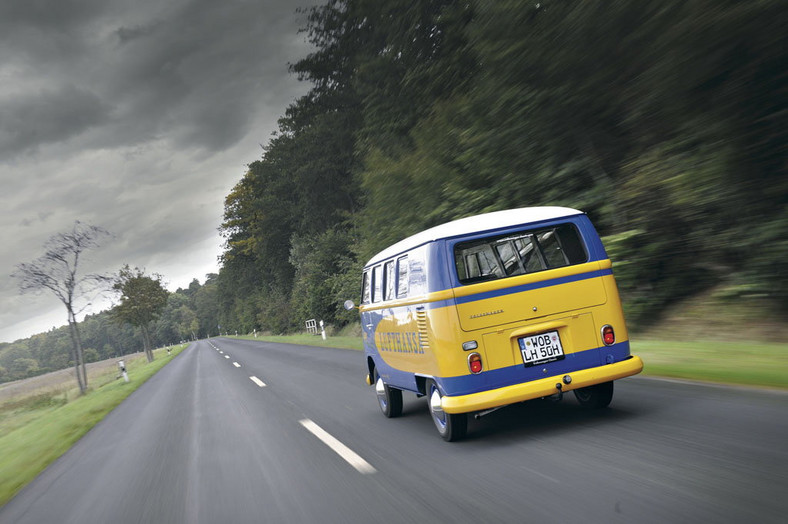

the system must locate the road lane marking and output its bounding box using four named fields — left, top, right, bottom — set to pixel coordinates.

left=299, top=419, right=376, bottom=475
left=250, top=376, right=266, bottom=387
left=225, top=355, right=230, bottom=359
left=233, top=362, right=241, bottom=368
